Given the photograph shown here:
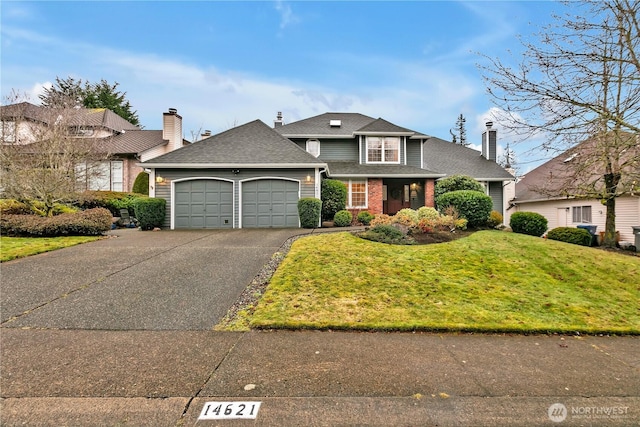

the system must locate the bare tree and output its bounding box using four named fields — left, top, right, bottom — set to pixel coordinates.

left=1, top=95, right=111, bottom=216
left=479, top=0, right=640, bottom=248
